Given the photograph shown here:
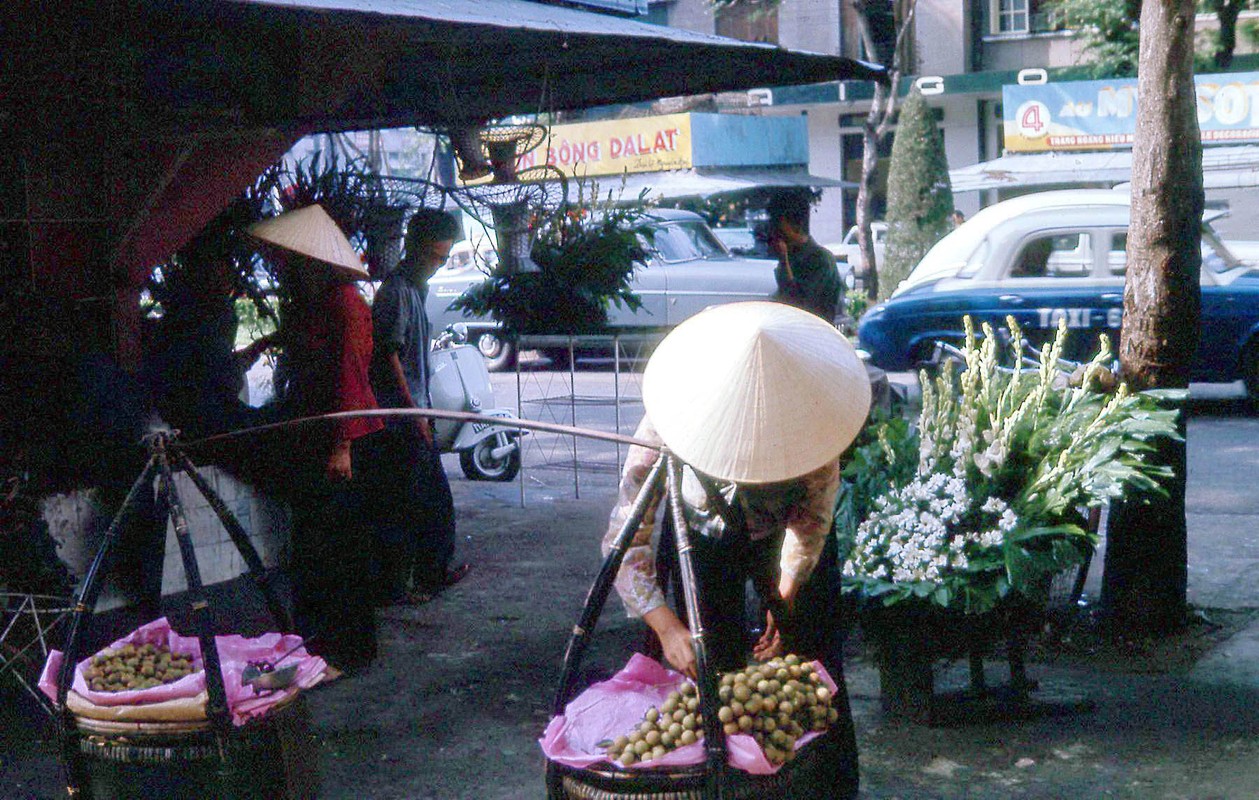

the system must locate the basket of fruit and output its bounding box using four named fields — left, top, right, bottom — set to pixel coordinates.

left=543, top=653, right=844, bottom=800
